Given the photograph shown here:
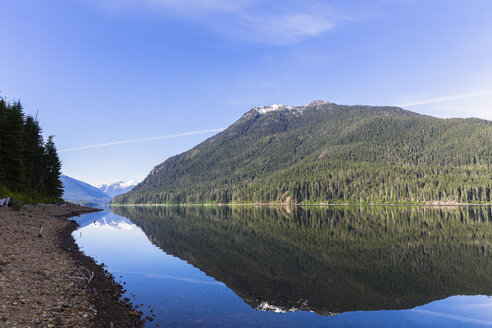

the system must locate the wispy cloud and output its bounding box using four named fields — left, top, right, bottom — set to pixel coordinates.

left=95, top=0, right=357, bottom=45
left=241, top=12, right=335, bottom=45
left=397, top=89, right=492, bottom=107
left=60, top=128, right=224, bottom=152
